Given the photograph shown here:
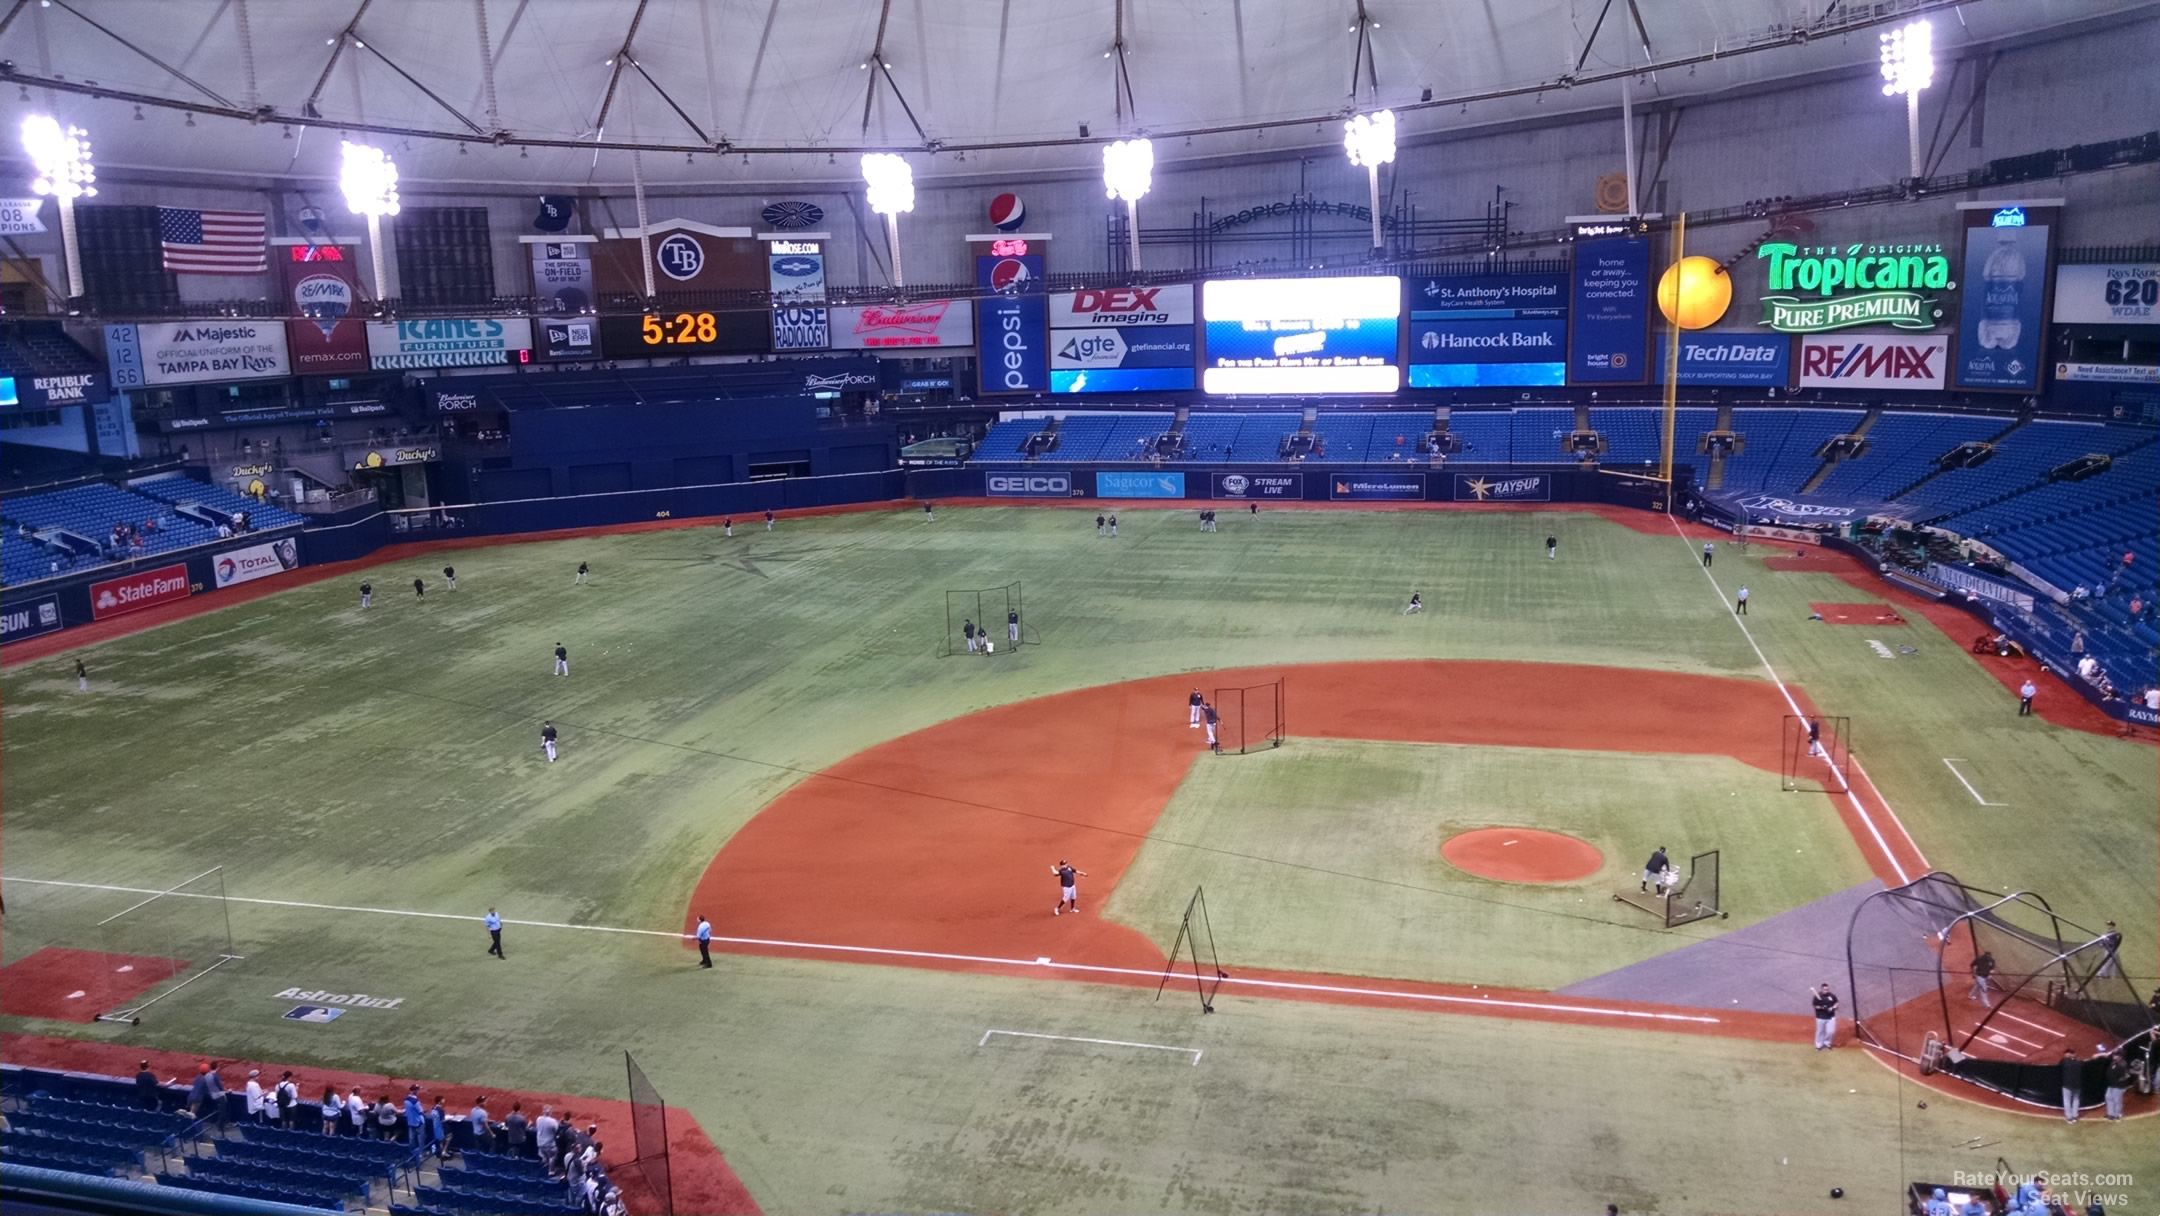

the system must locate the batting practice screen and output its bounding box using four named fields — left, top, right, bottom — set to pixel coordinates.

left=940, top=582, right=1026, bottom=657
left=1780, top=714, right=1850, bottom=794
left=1210, top=680, right=1285, bottom=754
